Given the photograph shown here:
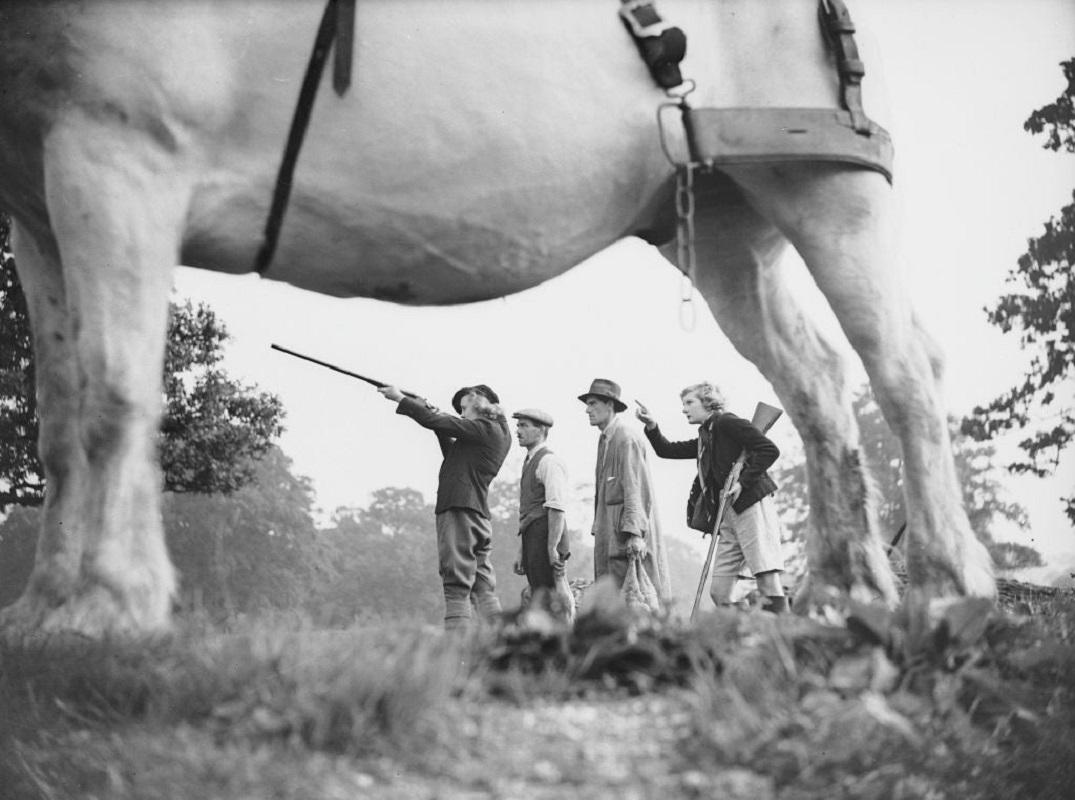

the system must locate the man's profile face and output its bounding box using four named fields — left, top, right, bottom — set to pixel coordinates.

left=681, top=392, right=710, bottom=425
left=515, top=418, right=546, bottom=448
left=585, top=397, right=614, bottom=428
